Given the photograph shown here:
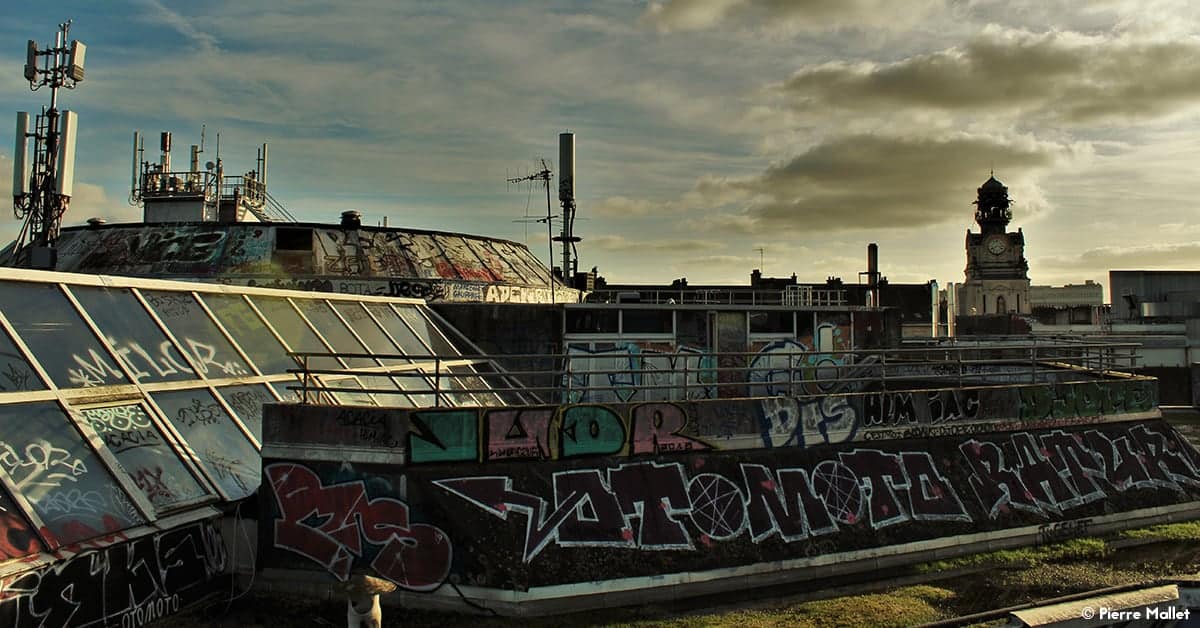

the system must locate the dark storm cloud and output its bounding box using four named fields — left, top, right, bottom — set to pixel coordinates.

left=702, top=133, right=1069, bottom=234
left=780, top=30, right=1200, bottom=124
